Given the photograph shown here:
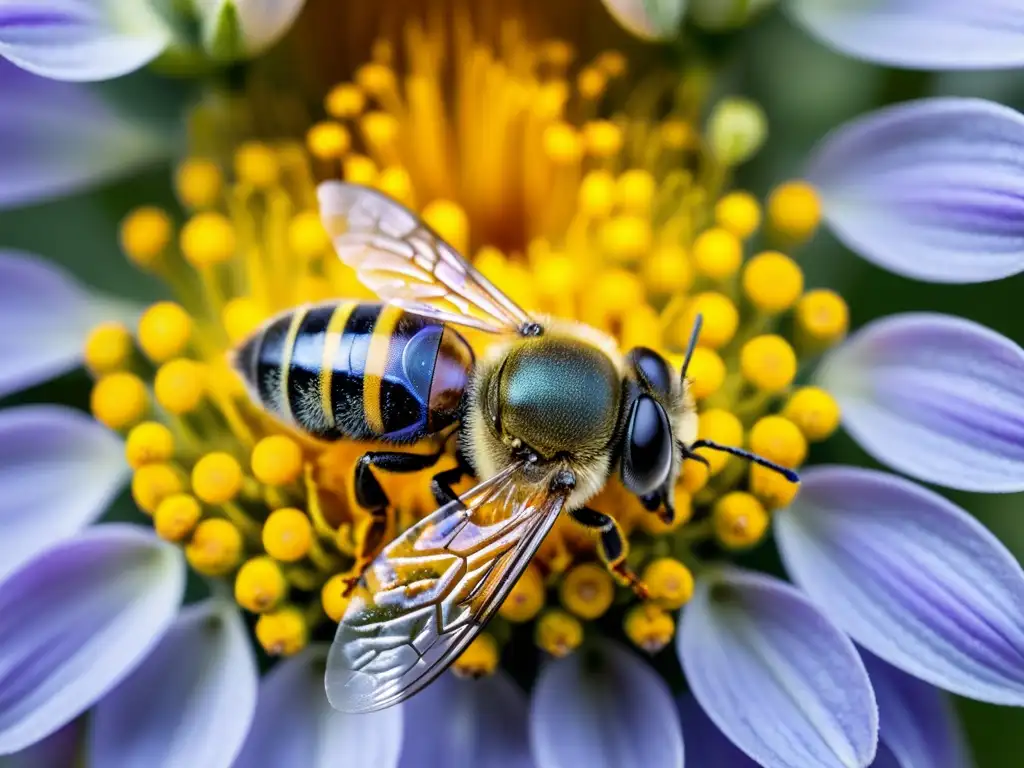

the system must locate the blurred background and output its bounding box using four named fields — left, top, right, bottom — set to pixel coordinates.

left=1, top=4, right=1020, bottom=764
